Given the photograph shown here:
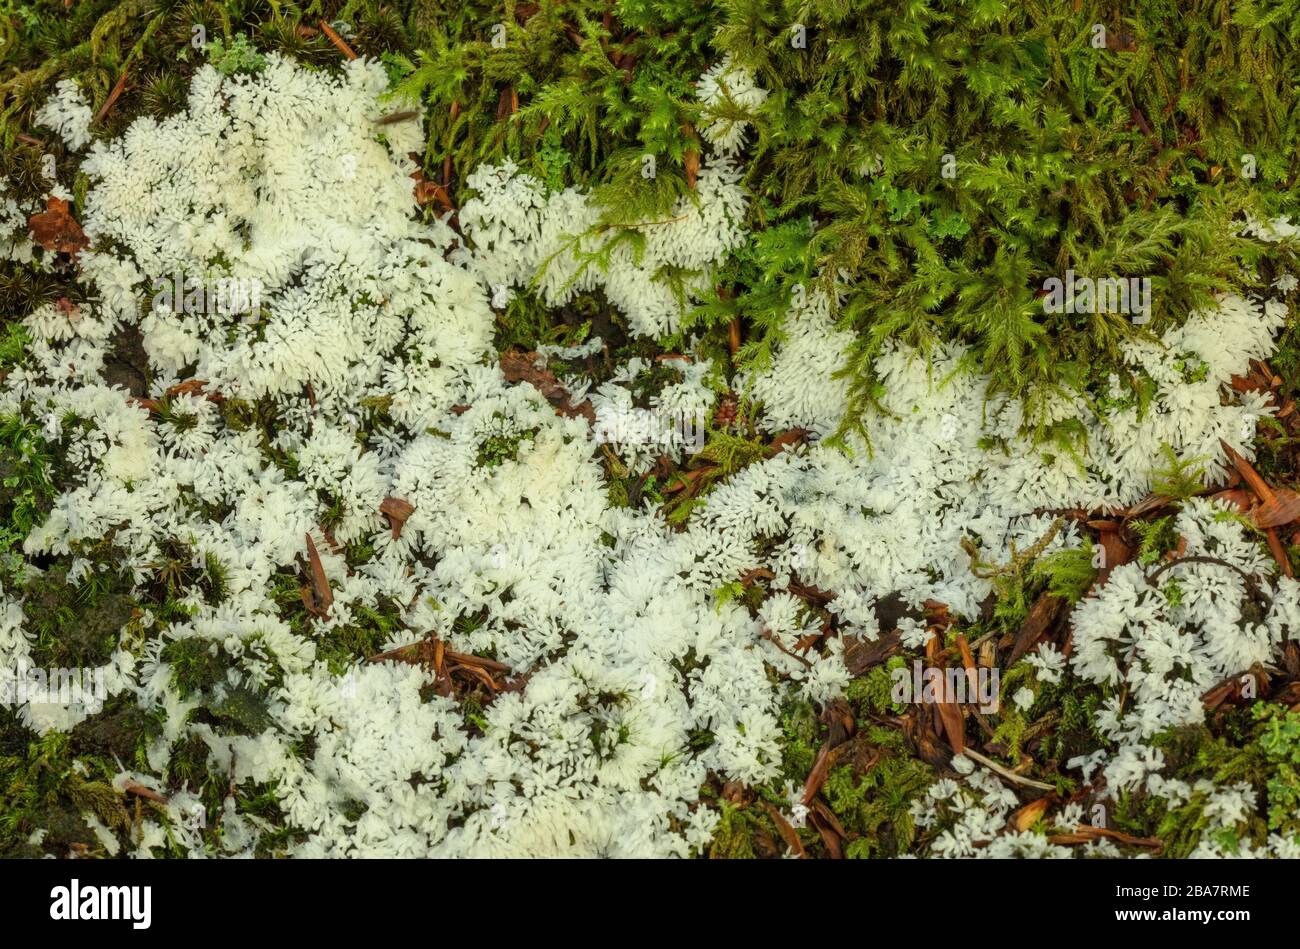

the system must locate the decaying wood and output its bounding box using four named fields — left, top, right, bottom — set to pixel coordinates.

left=1049, top=825, right=1161, bottom=850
